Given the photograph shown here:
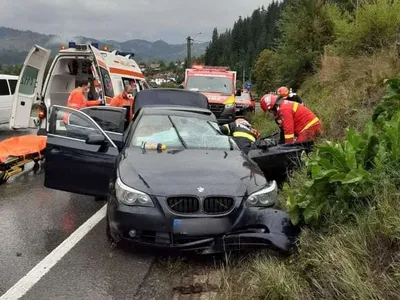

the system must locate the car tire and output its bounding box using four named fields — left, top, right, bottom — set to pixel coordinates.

left=106, top=213, right=119, bottom=249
